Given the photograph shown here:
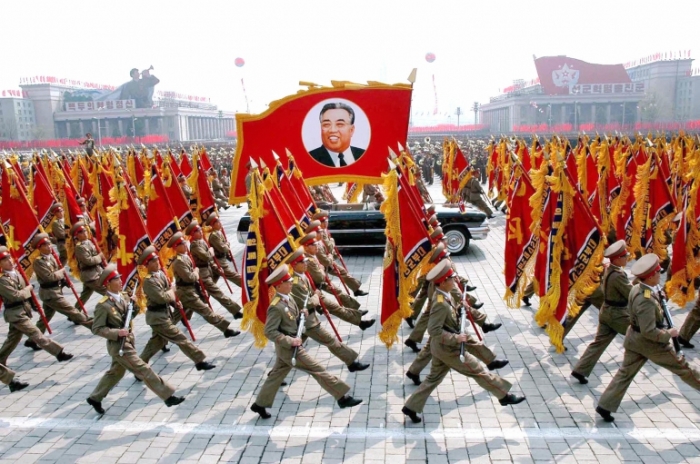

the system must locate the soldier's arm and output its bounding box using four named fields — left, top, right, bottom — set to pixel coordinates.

left=51, top=221, right=65, bottom=240
left=612, top=272, right=633, bottom=302
left=637, top=297, right=671, bottom=344
left=0, top=278, right=32, bottom=302
left=315, top=249, right=333, bottom=268
left=190, top=242, right=211, bottom=264
left=289, top=282, right=306, bottom=309
left=305, top=259, right=324, bottom=286
left=76, top=244, right=102, bottom=266
left=143, top=278, right=174, bottom=305
left=427, top=302, right=461, bottom=348
left=173, top=258, right=197, bottom=283
left=263, top=305, right=293, bottom=349
left=33, top=258, right=62, bottom=282
left=209, top=232, right=230, bottom=254
left=92, top=304, right=120, bottom=341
